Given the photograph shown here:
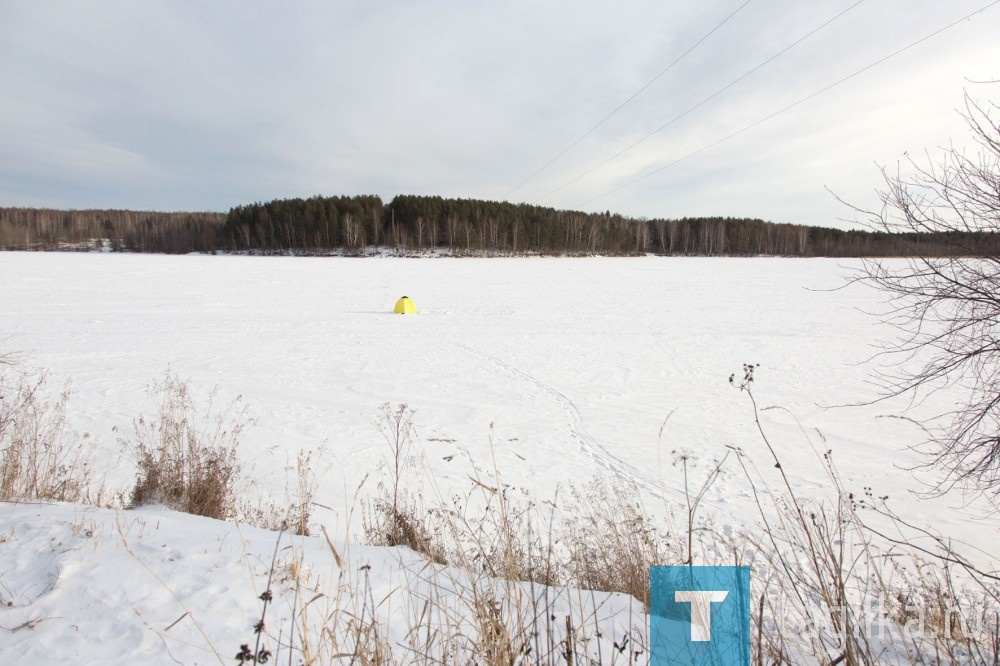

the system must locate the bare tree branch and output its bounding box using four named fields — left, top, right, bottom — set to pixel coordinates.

left=852, top=87, right=1000, bottom=492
